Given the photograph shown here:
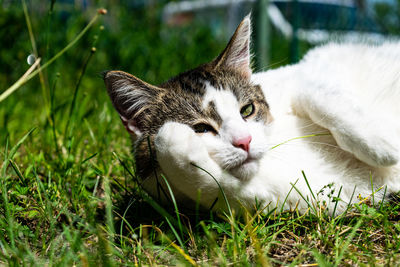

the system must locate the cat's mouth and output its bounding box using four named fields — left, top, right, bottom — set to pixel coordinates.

left=233, top=151, right=264, bottom=168
left=232, top=157, right=254, bottom=169
left=229, top=157, right=259, bottom=181
left=215, top=153, right=253, bottom=170
left=243, top=157, right=255, bottom=164
left=208, top=146, right=265, bottom=180
left=239, top=156, right=259, bottom=169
